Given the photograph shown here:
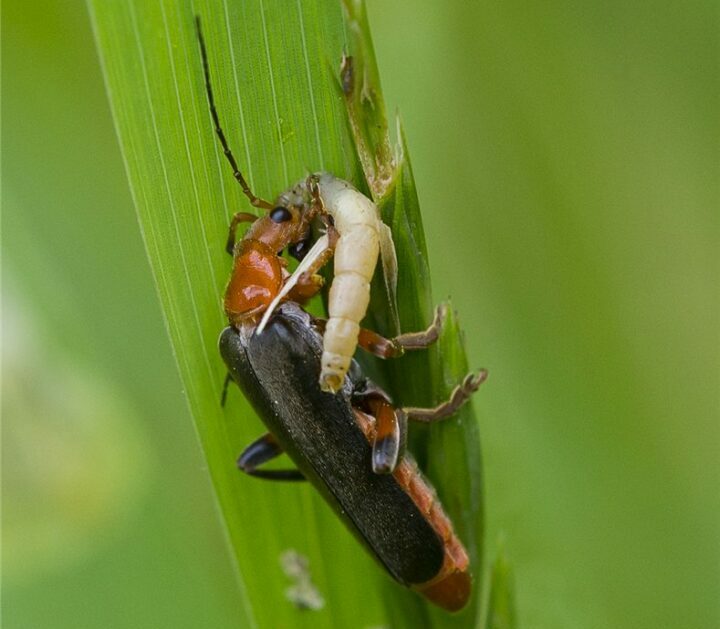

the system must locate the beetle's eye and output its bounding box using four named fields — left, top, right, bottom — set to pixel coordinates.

left=270, top=206, right=292, bottom=223
left=289, top=238, right=311, bottom=261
